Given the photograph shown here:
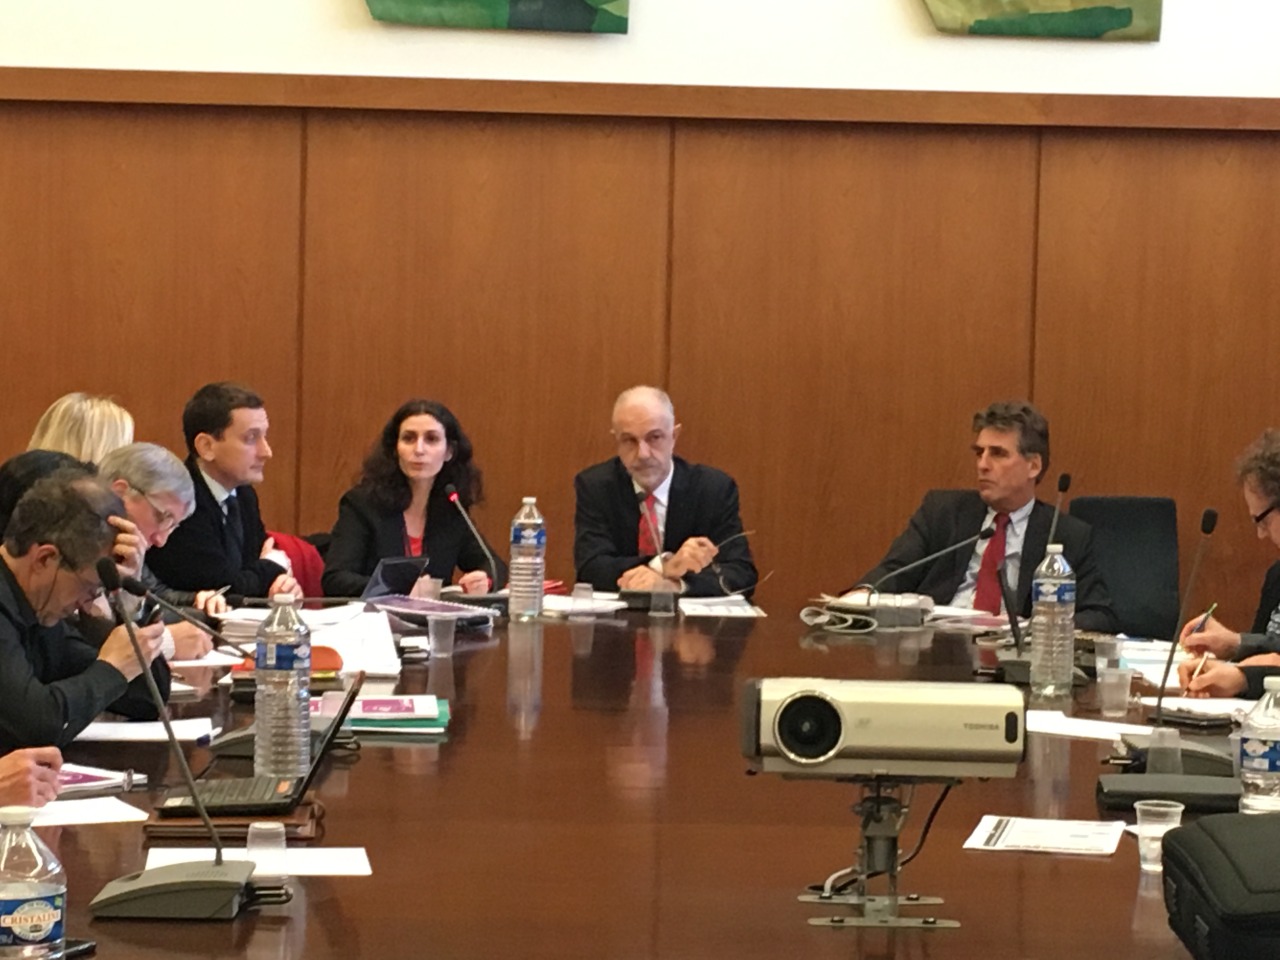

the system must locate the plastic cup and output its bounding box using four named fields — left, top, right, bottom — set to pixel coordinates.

left=1146, top=727, right=1184, bottom=774
left=1097, top=667, right=1134, bottom=718
left=428, top=615, right=456, bottom=658
left=1134, top=799, right=1184, bottom=872
left=246, top=821, right=288, bottom=883
left=570, top=582, right=594, bottom=622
